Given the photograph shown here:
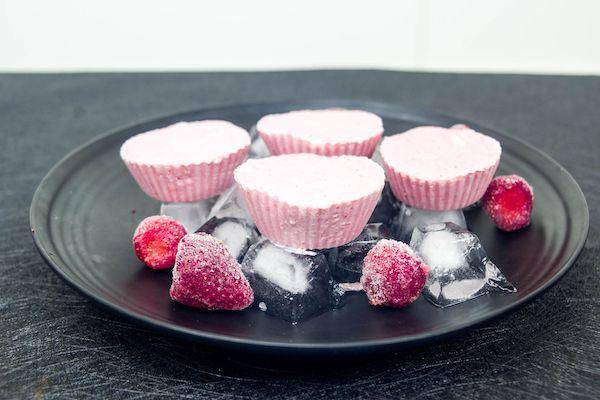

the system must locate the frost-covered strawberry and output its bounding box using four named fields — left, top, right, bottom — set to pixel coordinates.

left=133, top=215, right=187, bottom=270
left=482, top=175, right=534, bottom=232
left=170, top=233, right=254, bottom=310
left=361, top=239, right=428, bottom=308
